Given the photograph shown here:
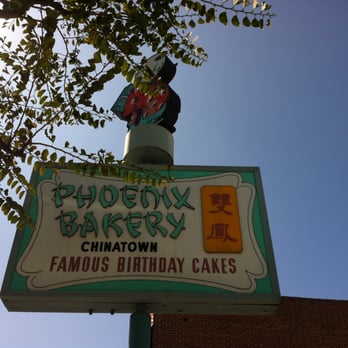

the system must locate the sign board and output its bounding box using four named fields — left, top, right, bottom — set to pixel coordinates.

left=1, top=165, right=280, bottom=314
